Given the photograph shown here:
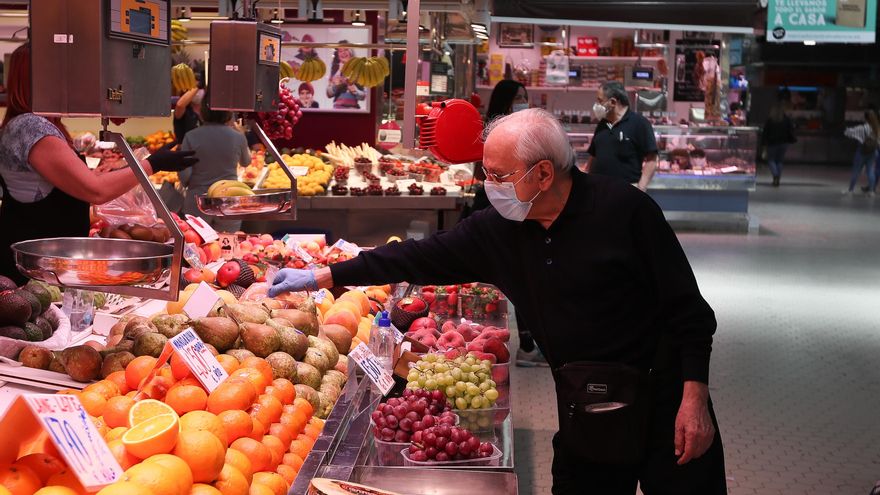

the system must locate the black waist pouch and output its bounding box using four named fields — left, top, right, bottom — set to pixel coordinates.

left=553, top=361, right=653, bottom=465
